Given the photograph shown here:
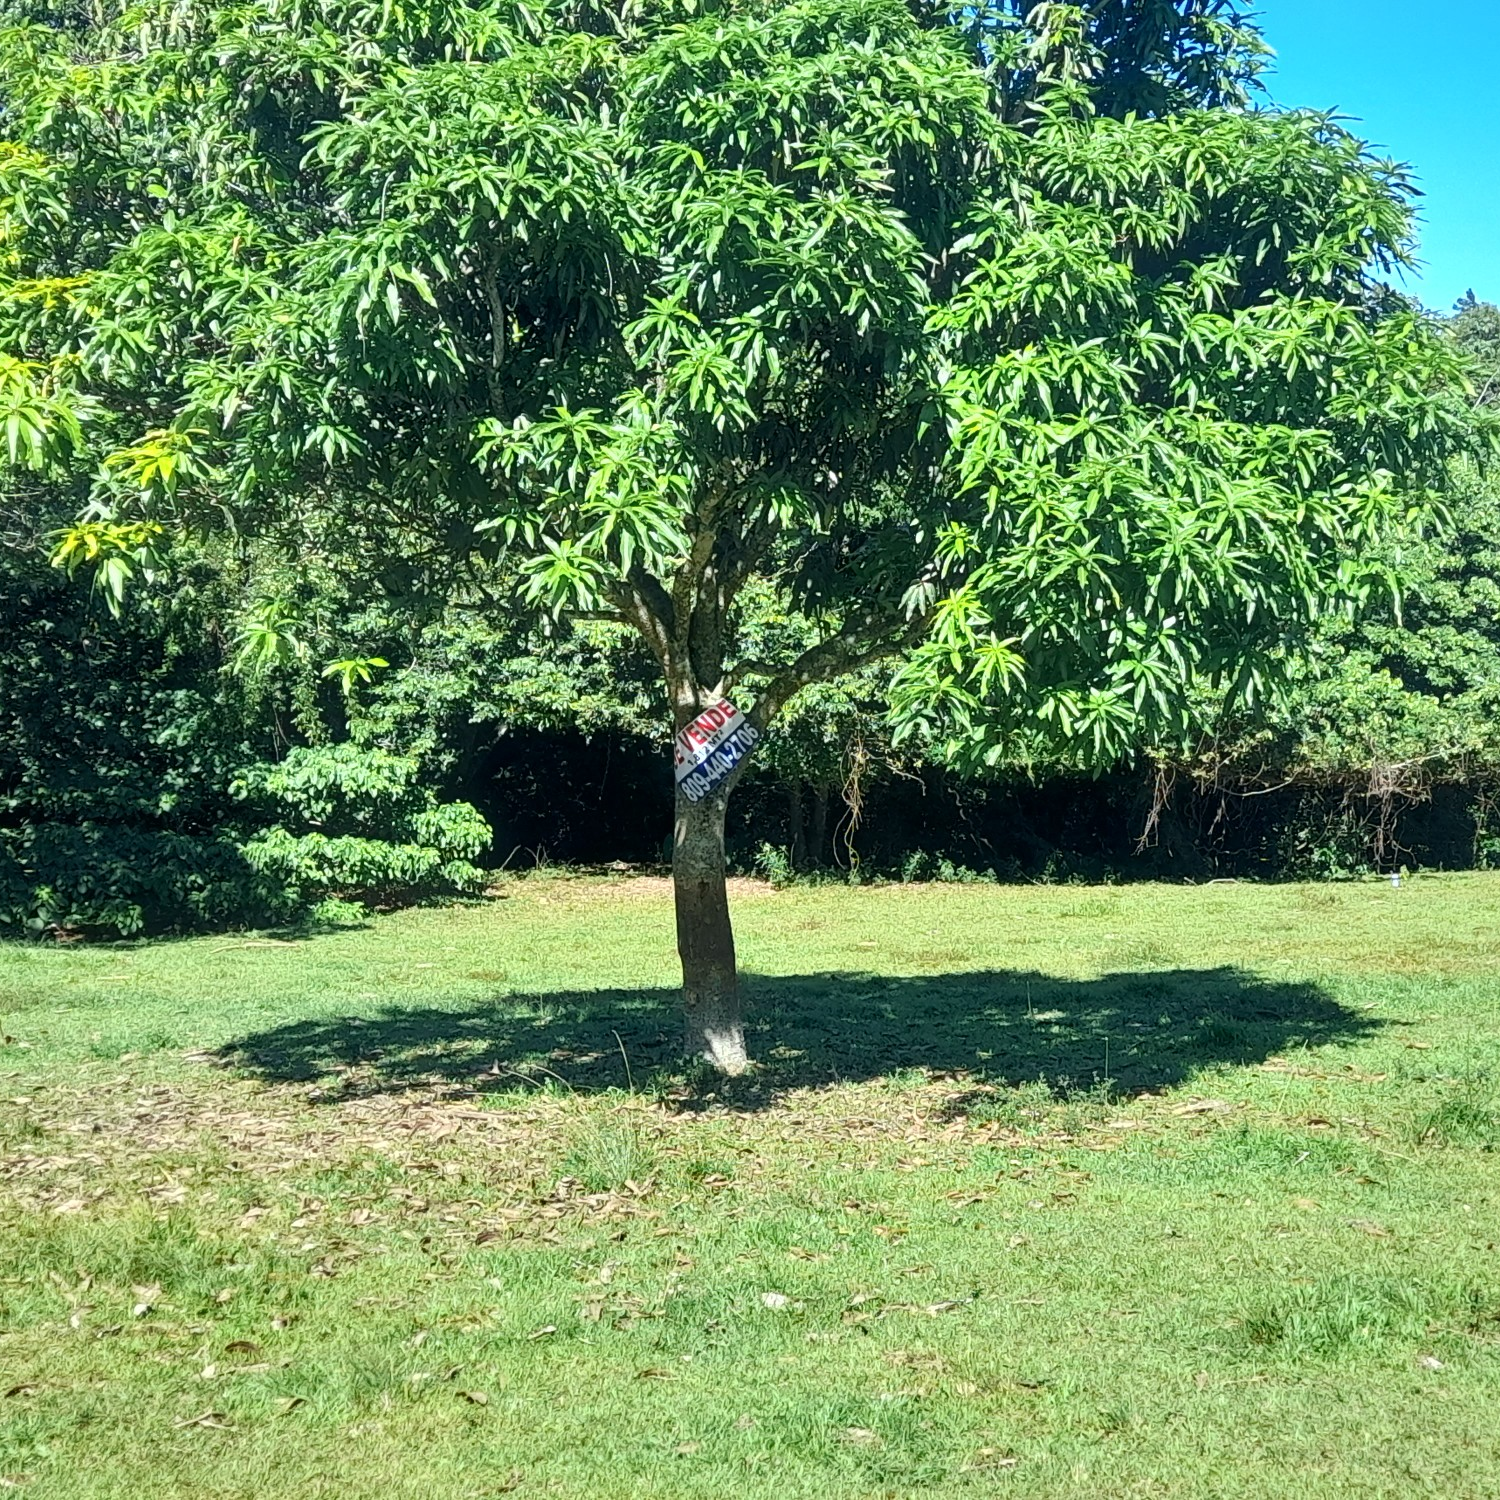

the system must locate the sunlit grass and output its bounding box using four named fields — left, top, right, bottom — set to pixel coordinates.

left=0, top=873, right=1497, bottom=1497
